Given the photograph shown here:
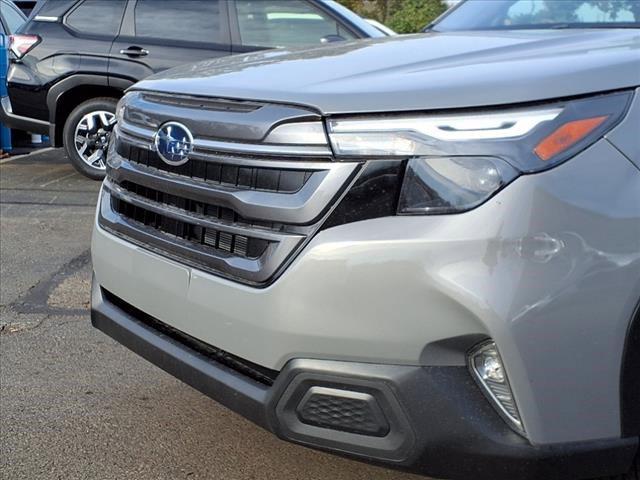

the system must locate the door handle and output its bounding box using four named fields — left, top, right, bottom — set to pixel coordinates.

left=119, top=47, right=149, bottom=57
